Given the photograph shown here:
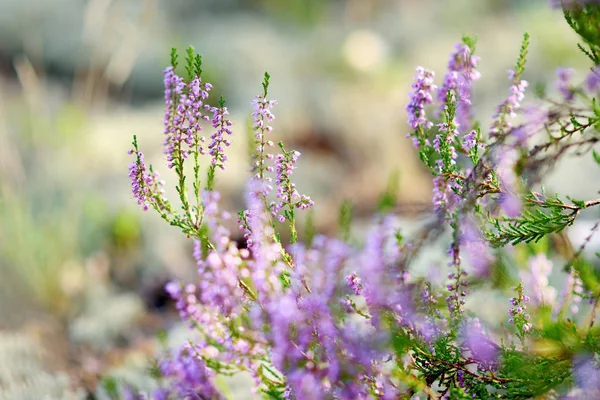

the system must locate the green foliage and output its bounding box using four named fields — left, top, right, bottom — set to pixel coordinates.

left=500, top=348, right=573, bottom=398
left=485, top=192, right=600, bottom=247
left=258, top=363, right=287, bottom=400
left=185, top=46, right=203, bottom=80
left=376, top=170, right=399, bottom=213
left=304, top=209, right=316, bottom=246
left=487, top=207, right=577, bottom=247
left=513, top=33, right=530, bottom=83
left=593, top=149, right=600, bottom=165
left=170, top=47, right=179, bottom=70
left=101, top=376, right=121, bottom=400
left=564, top=4, right=600, bottom=64
left=262, top=72, right=271, bottom=97
left=338, top=199, right=353, bottom=242
left=572, top=257, right=600, bottom=295
left=462, top=35, right=478, bottom=52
